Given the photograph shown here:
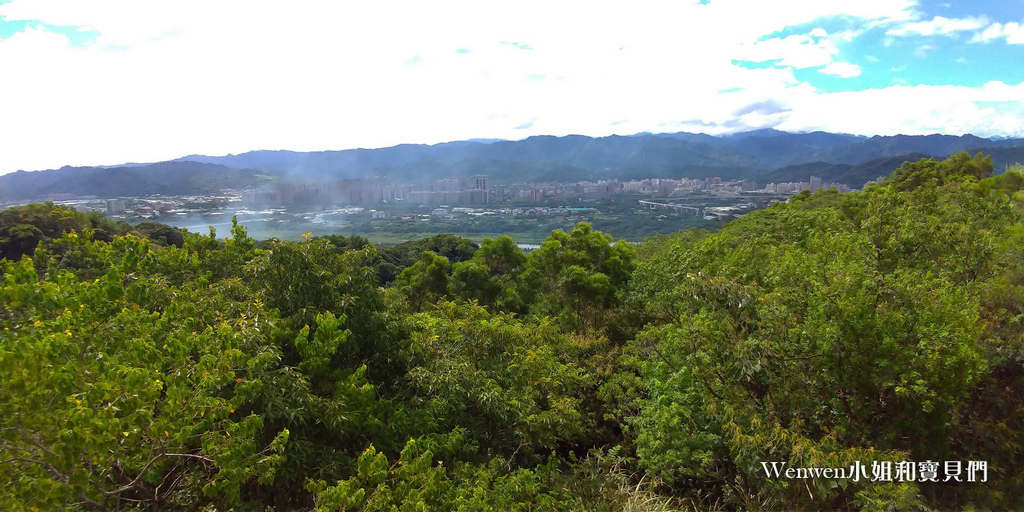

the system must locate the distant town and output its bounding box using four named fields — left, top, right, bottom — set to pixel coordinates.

left=18, top=173, right=855, bottom=243
left=235, top=174, right=851, bottom=208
